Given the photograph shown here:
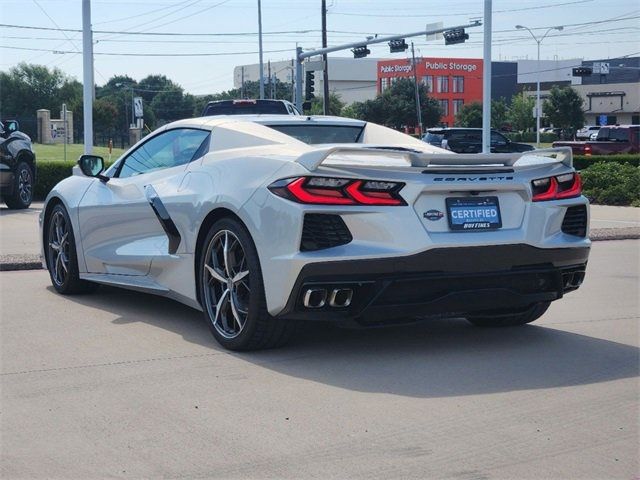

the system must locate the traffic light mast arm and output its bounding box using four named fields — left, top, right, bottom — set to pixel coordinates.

left=294, top=20, right=482, bottom=110
left=297, top=20, right=481, bottom=61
